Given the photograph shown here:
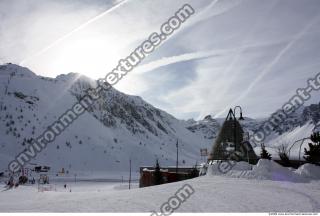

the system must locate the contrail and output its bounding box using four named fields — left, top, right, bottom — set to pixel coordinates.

left=211, top=0, right=278, bottom=106
left=19, top=0, right=234, bottom=66
left=131, top=0, right=245, bottom=74
left=133, top=50, right=228, bottom=75
left=132, top=39, right=289, bottom=75
left=20, top=0, right=130, bottom=65
left=164, top=0, right=242, bottom=43
left=214, top=15, right=319, bottom=118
